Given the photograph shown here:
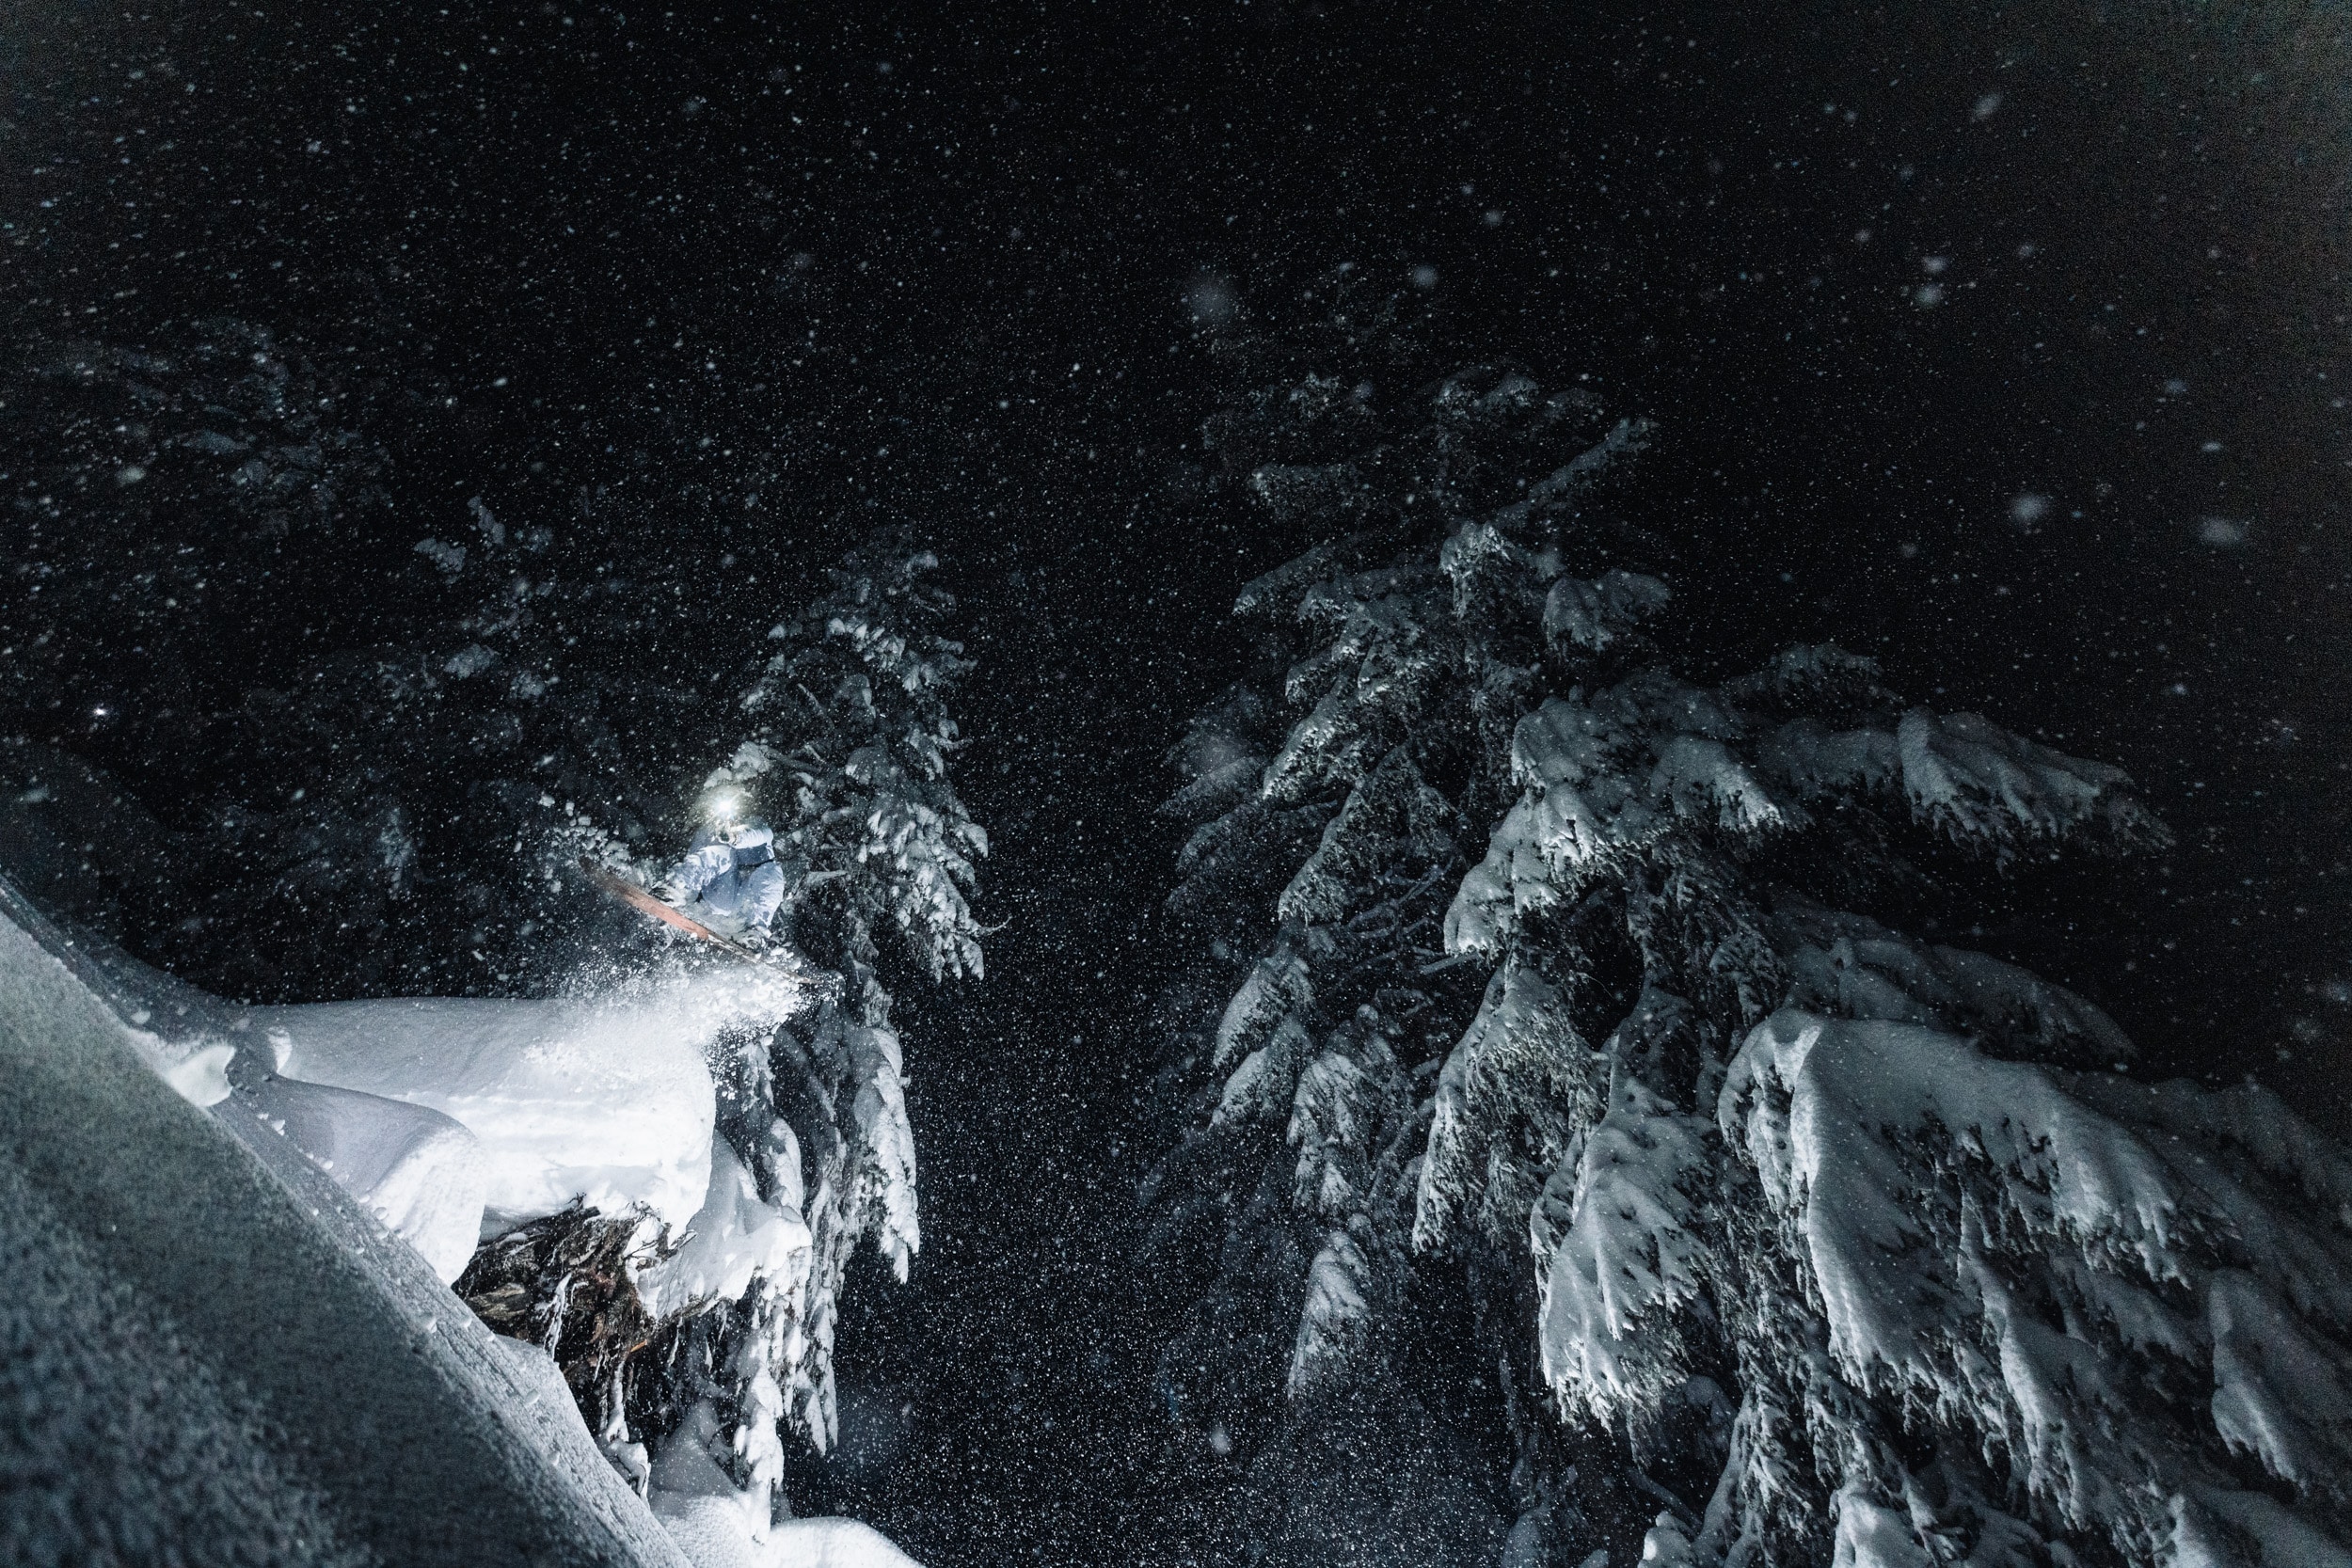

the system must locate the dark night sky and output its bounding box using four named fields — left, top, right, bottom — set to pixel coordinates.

left=7, top=1, right=2352, bottom=1561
